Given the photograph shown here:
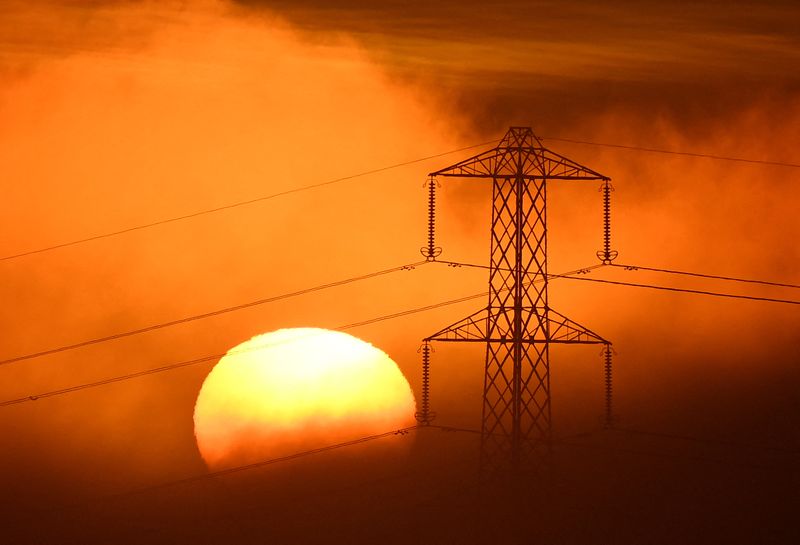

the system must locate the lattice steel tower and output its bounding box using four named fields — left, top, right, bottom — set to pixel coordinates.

left=418, top=127, right=612, bottom=472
